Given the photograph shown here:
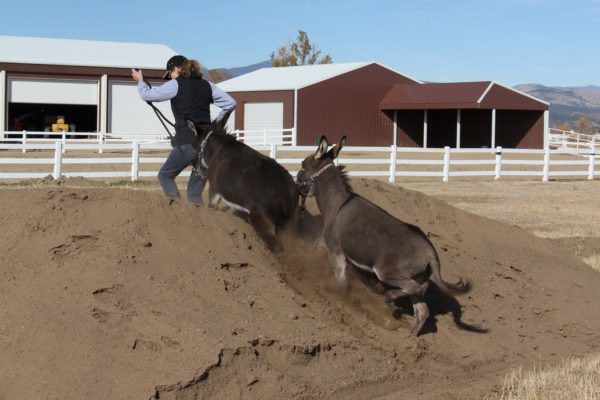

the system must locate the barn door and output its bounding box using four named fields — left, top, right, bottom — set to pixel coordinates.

left=243, top=102, right=284, bottom=145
